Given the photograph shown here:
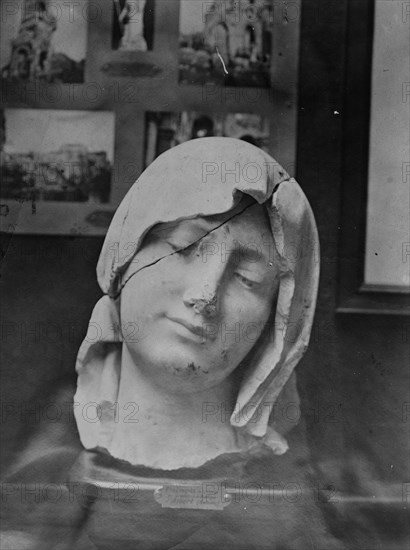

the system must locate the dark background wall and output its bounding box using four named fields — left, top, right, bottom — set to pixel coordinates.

left=296, top=0, right=409, bottom=489
left=1, top=0, right=408, bottom=516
